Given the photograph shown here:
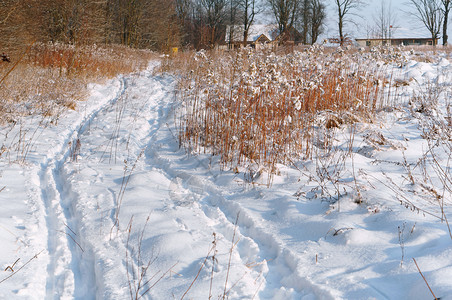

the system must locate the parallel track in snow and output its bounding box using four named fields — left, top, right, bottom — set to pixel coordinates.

left=143, top=90, right=335, bottom=299
left=41, top=77, right=127, bottom=299
left=37, top=67, right=334, bottom=299
left=41, top=69, right=176, bottom=299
